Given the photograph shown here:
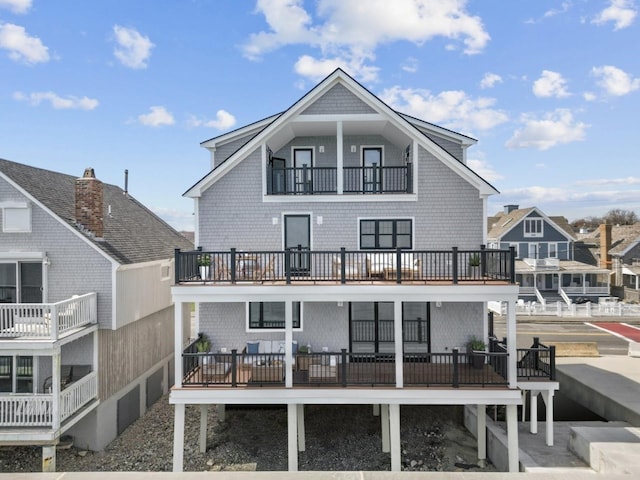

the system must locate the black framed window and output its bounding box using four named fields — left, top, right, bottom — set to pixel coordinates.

left=249, top=302, right=301, bottom=329
left=360, top=219, right=412, bottom=249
